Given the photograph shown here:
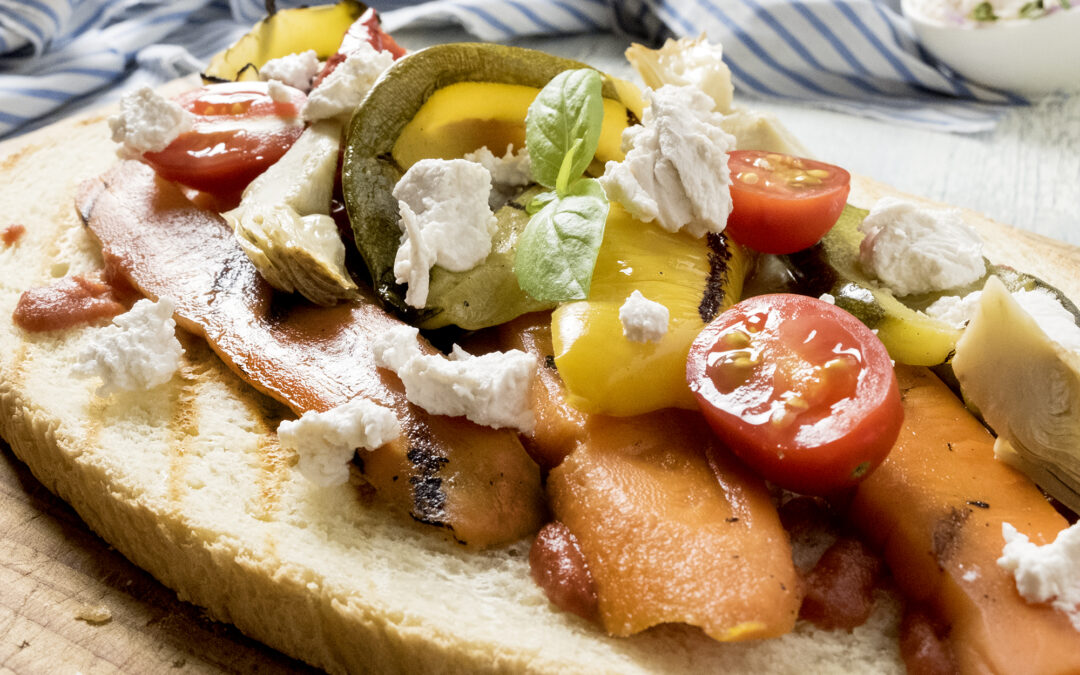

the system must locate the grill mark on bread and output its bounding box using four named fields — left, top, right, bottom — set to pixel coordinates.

left=184, top=335, right=294, bottom=523
left=0, top=143, right=39, bottom=174
left=166, top=361, right=200, bottom=505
